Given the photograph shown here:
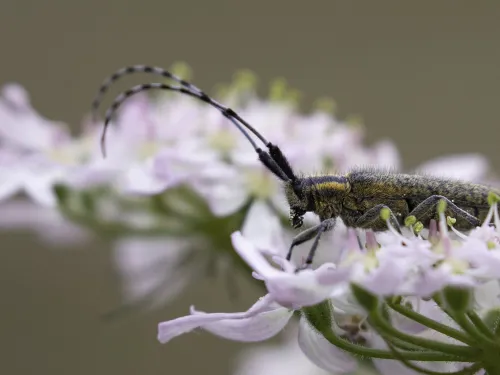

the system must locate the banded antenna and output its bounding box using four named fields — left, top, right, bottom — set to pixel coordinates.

left=92, top=65, right=298, bottom=183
